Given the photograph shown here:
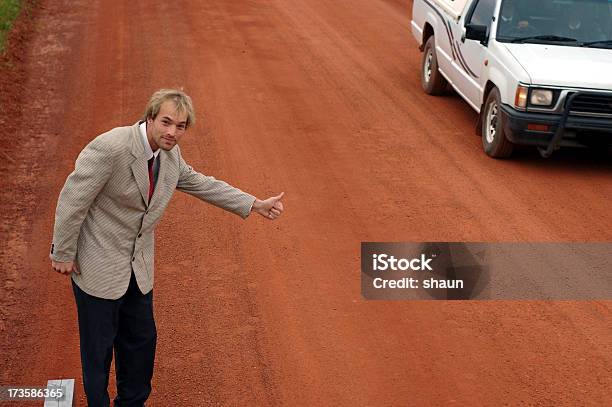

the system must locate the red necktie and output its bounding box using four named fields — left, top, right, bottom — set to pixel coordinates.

left=148, top=157, right=155, bottom=202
